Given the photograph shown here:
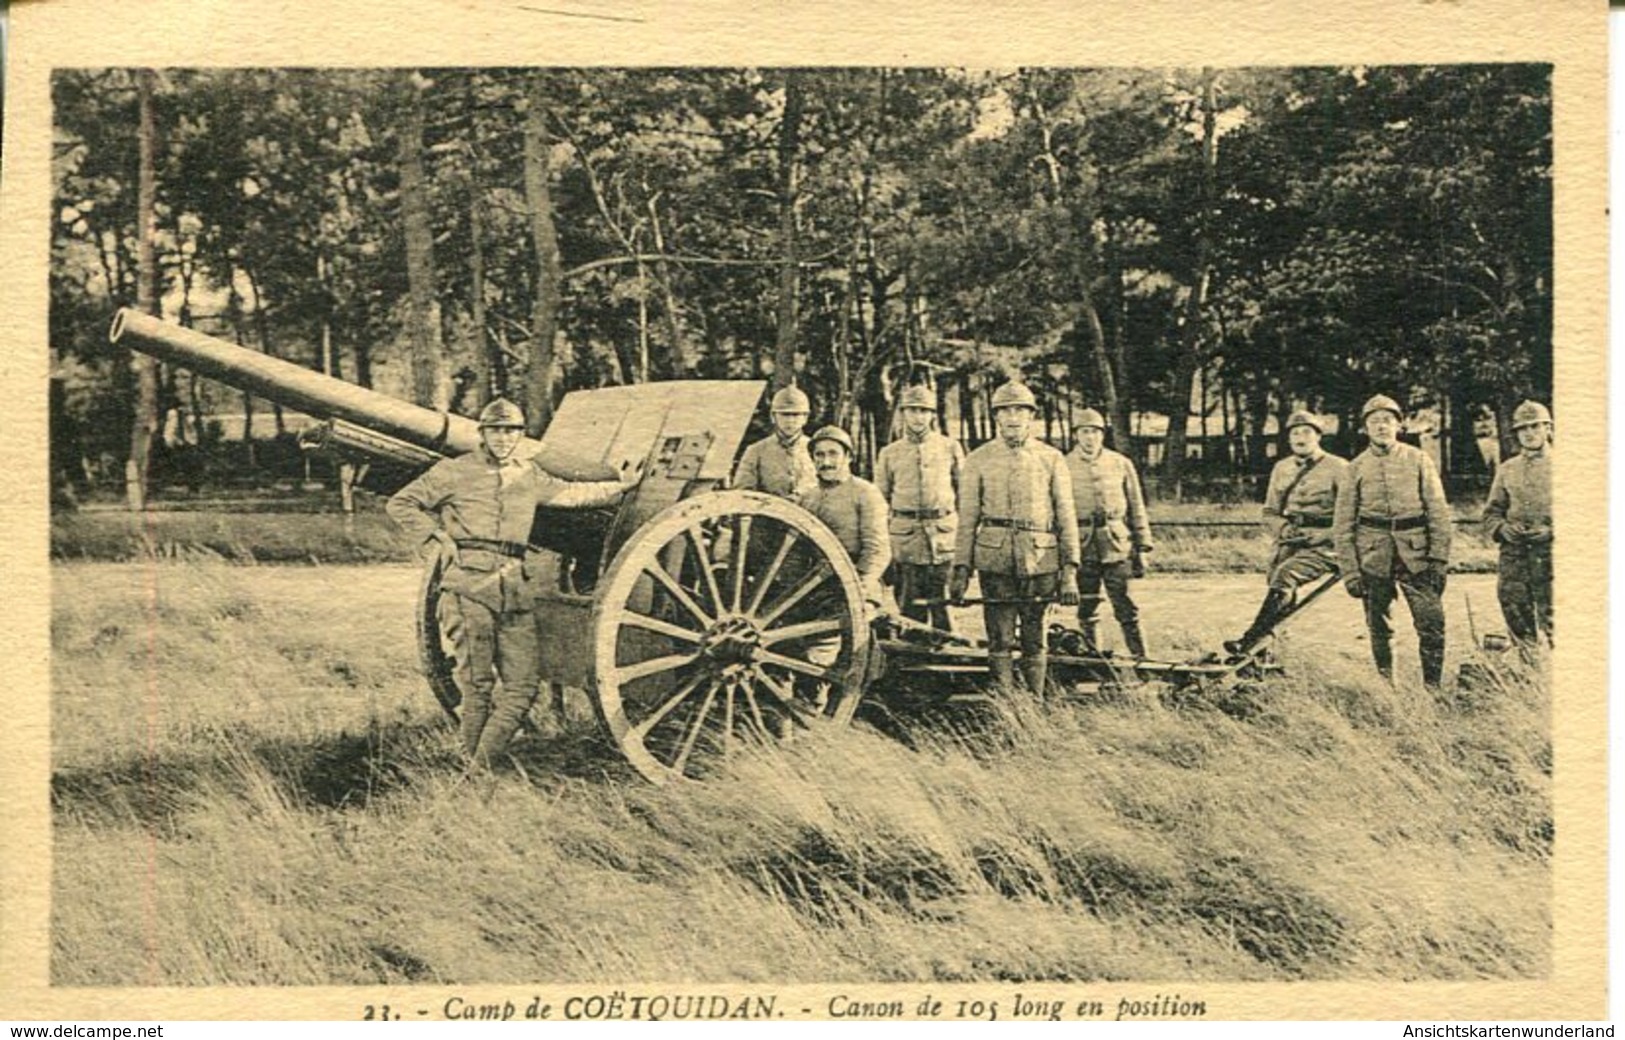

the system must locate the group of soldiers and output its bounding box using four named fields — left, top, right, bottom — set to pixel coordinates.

left=386, top=380, right=1554, bottom=771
